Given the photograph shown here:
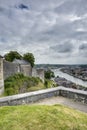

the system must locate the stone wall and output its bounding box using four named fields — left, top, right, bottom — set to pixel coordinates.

left=0, top=86, right=87, bottom=106
left=20, top=65, right=32, bottom=76
left=32, top=68, right=44, bottom=82
left=3, top=60, right=32, bottom=79
left=59, top=87, right=87, bottom=104
left=0, top=58, right=4, bottom=94
left=3, top=60, right=19, bottom=80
